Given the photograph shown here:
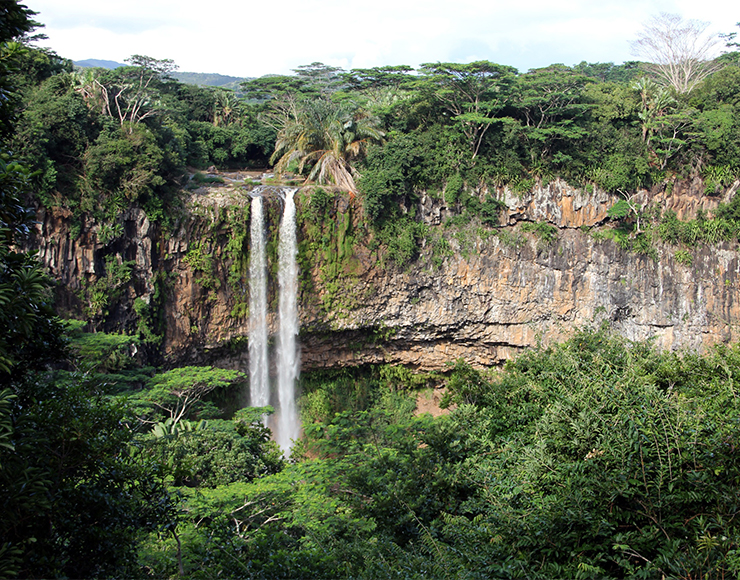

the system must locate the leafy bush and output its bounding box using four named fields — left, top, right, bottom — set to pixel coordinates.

left=377, top=218, right=427, bottom=267
left=352, top=328, right=740, bottom=578
left=143, top=419, right=284, bottom=487
left=674, top=248, right=693, bottom=265
left=607, top=198, right=632, bottom=220
left=299, top=365, right=420, bottom=425
left=658, top=209, right=740, bottom=246
left=65, top=320, right=139, bottom=372
left=134, top=329, right=740, bottom=579
left=306, top=186, right=333, bottom=223
left=1, top=374, right=174, bottom=579
left=443, top=173, right=463, bottom=205
left=521, top=220, right=558, bottom=244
